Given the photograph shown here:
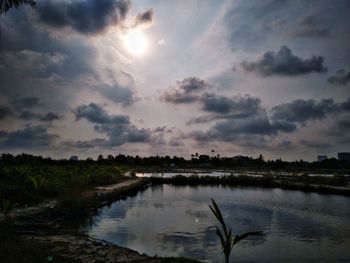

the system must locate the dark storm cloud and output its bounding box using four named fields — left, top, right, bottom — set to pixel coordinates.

left=211, top=114, right=295, bottom=137
left=189, top=111, right=296, bottom=145
left=0, top=50, right=67, bottom=86
left=0, top=126, right=58, bottom=149
left=186, top=115, right=219, bottom=125
left=187, top=93, right=266, bottom=125
left=134, top=9, right=153, bottom=28
left=241, top=46, right=326, bottom=76
left=18, top=111, right=41, bottom=121
left=0, top=10, right=96, bottom=112
left=186, top=96, right=349, bottom=148
left=36, top=0, right=131, bottom=35
left=63, top=138, right=106, bottom=149
left=200, top=93, right=261, bottom=115
left=10, top=96, right=42, bottom=110
left=17, top=111, right=61, bottom=122
left=74, top=103, right=151, bottom=147
left=271, top=98, right=343, bottom=123
left=75, top=103, right=129, bottom=124
left=338, top=98, right=350, bottom=111
left=161, top=77, right=209, bottom=104
left=0, top=107, right=13, bottom=120
left=0, top=97, right=60, bottom=122
left=99, top=84, right=135, bottom=106
left=328, top=69, right=350, bottom=86
left=39, top=112, right=60, bottom=122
